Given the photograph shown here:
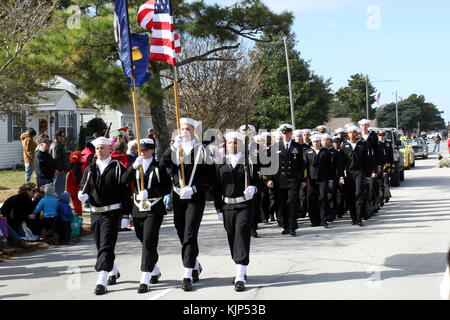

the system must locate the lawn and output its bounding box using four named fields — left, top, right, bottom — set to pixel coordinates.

left=0, top=169, right=37, bottom=203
